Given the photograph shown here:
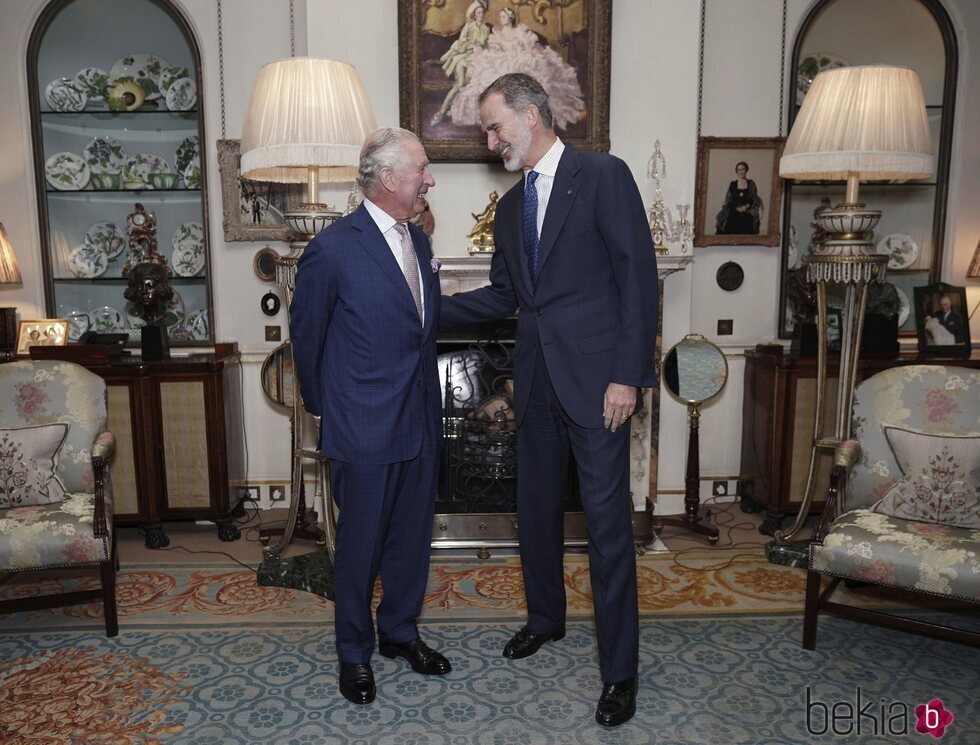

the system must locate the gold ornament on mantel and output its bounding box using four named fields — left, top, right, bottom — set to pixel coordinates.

left=467, top=191, right=498, bottom=254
